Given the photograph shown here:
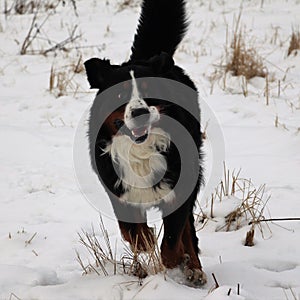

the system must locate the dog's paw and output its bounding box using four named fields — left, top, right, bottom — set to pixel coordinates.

left=183, top=267, right=207, bottom=287
left=181, top=254, right=207, bottom=287
left=132, top=261, right=148, bottom=279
